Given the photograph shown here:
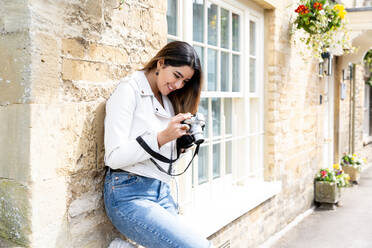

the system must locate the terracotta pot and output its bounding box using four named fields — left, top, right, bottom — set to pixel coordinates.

left=314, top=181, right=341, bottom=204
